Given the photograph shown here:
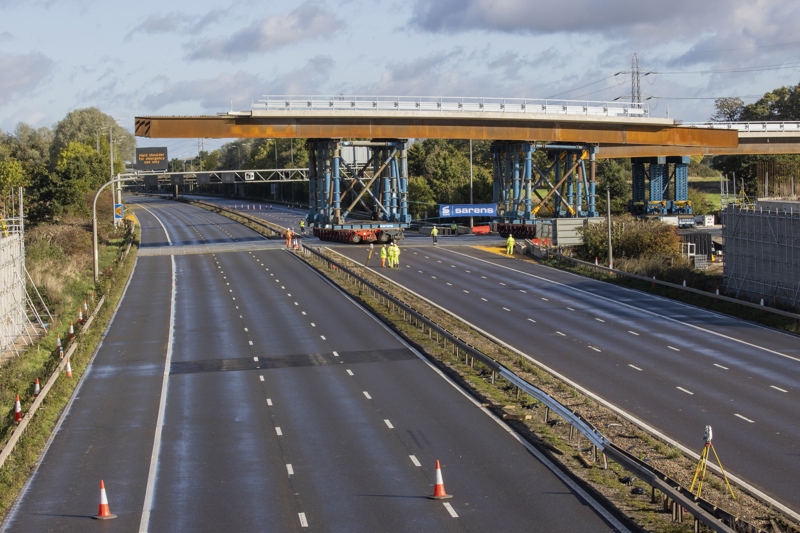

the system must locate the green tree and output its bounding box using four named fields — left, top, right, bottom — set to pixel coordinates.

left=710, top=97, right=744, bottom=122
left=50, top=108, right=134, bottom=172
left=595, top=159, right=630, bottom=215
left=407, top=176, right=436, bottom=220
